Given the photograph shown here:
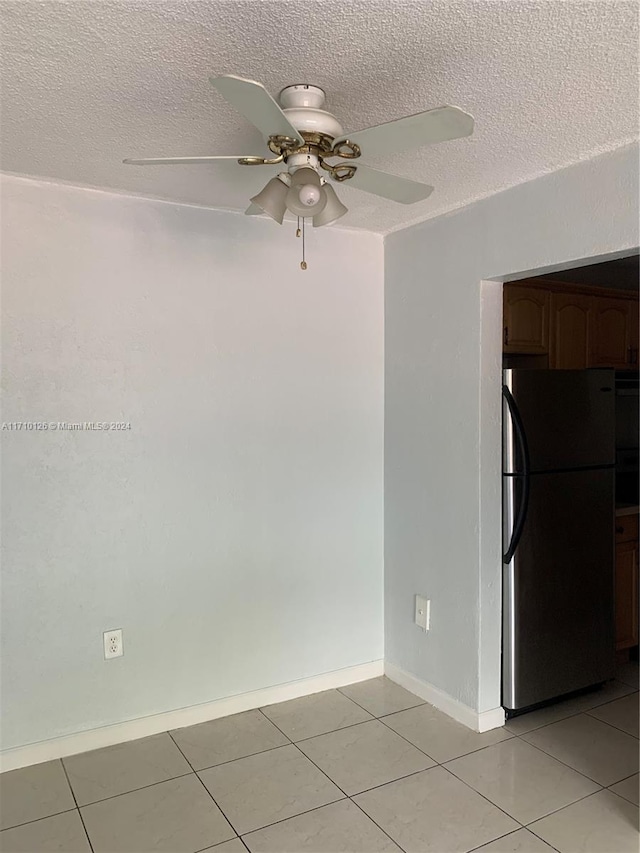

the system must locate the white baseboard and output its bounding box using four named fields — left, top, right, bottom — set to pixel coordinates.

left=0, top=659, right=384, bottom=773
left=384, top=662, right=505, bottom=733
